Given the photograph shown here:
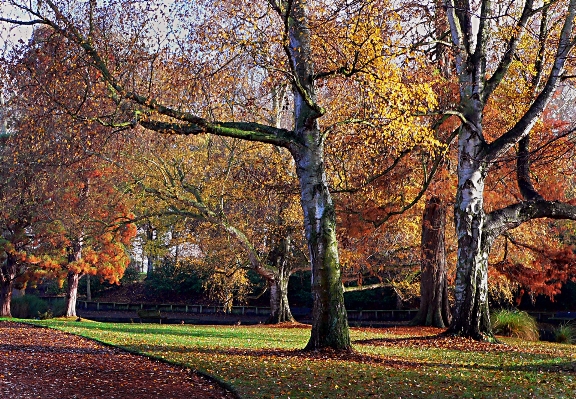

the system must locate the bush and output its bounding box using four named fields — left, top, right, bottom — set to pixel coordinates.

left=492, top=309, right=539, bottom=341
left=144, top=261, right=204, bottom=299
left=11, top=295, right=50, bottom=319
left=120, top=266, right=146, bottom=285
left=554, top=322, right=576, bottom=344
left=46, top=297, right=66, bottom=318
